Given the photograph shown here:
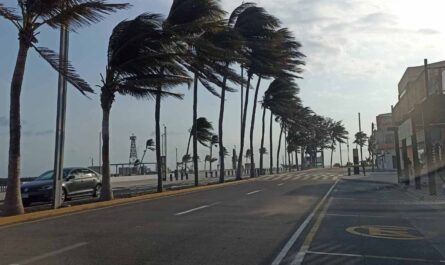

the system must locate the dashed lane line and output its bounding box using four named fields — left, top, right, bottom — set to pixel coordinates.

left=247, top=190, right=264, bottom=195
left=175, top=202, right=220, bottom=216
